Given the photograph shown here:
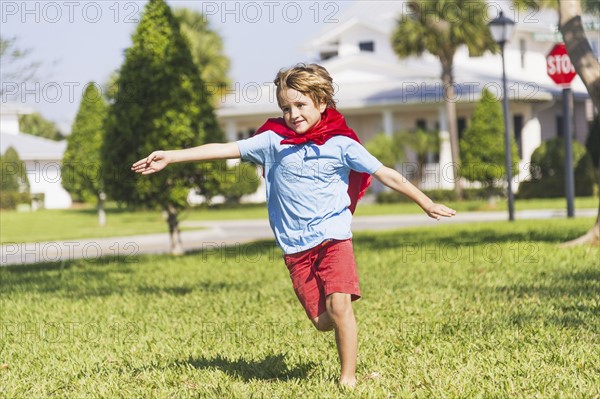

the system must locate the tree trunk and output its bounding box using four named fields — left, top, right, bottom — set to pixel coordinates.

left=441, top=62, right=463, bottom=199
left=557, top=0, right=600, bottom=246
left=558, top=1, right=600, bottom=111
left=166, top=204, right=184, bottom=255
left=560, top=198, right=600, bottom=247
left=97, top=191, right=106, bottom=227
